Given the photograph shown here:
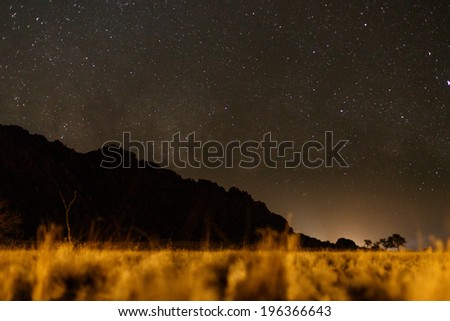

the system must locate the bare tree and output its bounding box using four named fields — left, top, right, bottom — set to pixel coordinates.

left=60, top=191, right=77, bottom=244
